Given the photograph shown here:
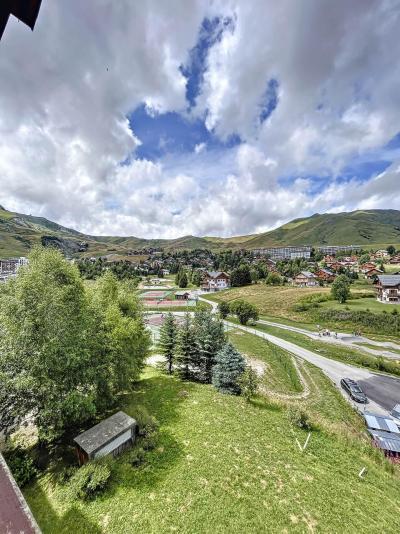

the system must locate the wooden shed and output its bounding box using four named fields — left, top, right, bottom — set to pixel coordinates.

left=74, top=411, right=137, bottom=466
